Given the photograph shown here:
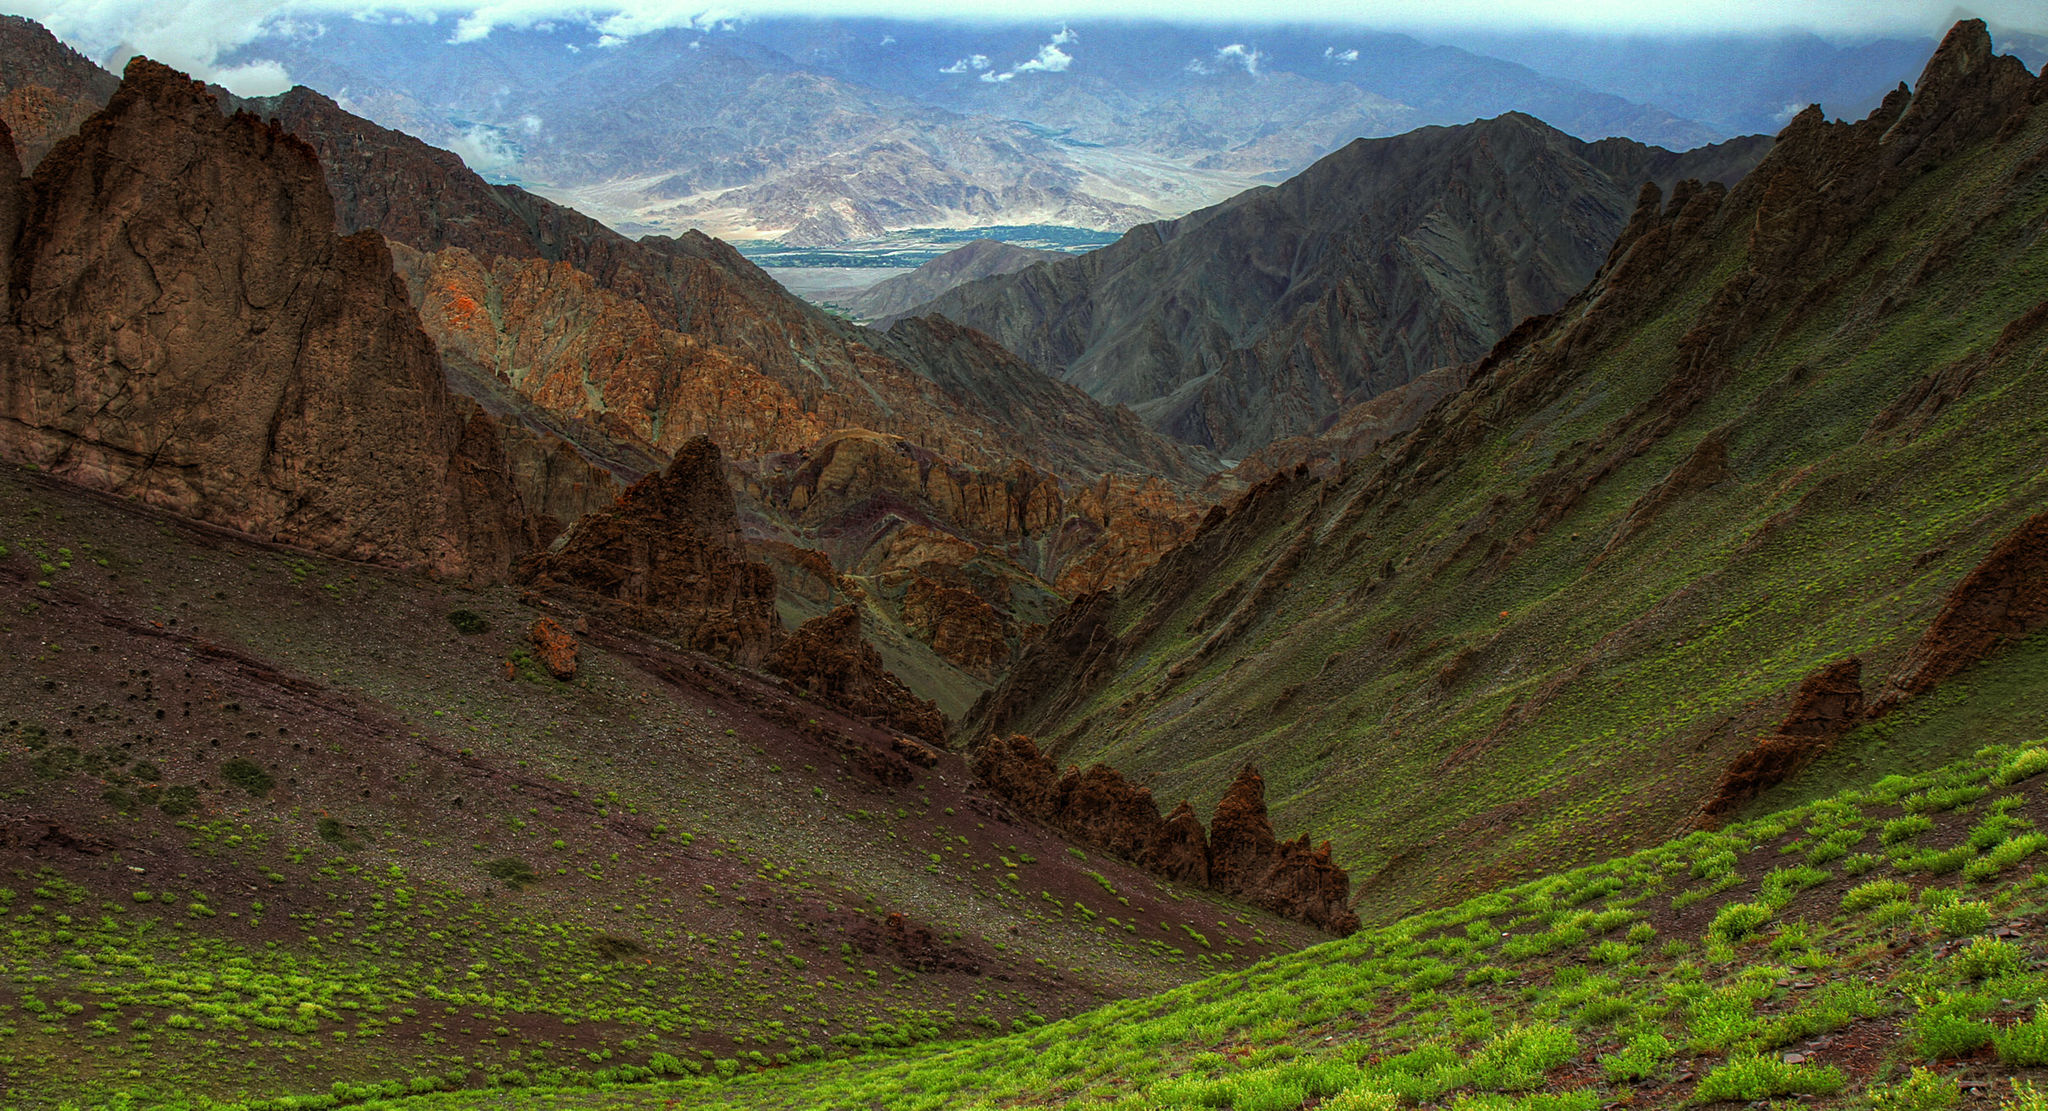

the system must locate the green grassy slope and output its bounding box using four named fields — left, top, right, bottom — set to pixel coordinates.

left=968, top=26, right=2048, bottom=925
left=265, top=721, right=2048, bottom=1108
left=0, top=464, right=1322, bottom=1109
